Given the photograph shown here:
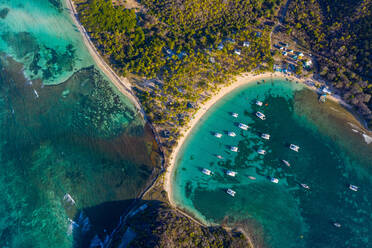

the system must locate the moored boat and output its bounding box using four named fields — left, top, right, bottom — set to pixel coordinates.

left=289, top=144, right=300, bottom=152
left=214, top=132, right=222, bottom=138
left=301, top=183, right=310, bottom=189
left=261, top=133, right=270, bottom=140
left=232, top=112, right=239, bottom=118
left=256, top=100, right=263, bottom=106
left=238, top=123, right=249, bottom=130
left=282, top=160, right=291, bottom=167
left=349, top=184, right=358, bottom=191
left=248, top=176, right=256, bottom=180
left=202, top=168, right=212, bottom=176
left=216, top=155, right=223, bottom=159
left=257, top=149, right=266, bottom=155
left=270, top=177, right=279, bottom=183
left=226, top=170, right=237, bottom=177
left=226, top=188, right=236, bottom=197
left=333, top=222, right=341, bottom=228
left=228, top=131, right=236, bottom=137
left=256, top=111, right=266, bottom=120
left=230, top=146, right=238, bottom=152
